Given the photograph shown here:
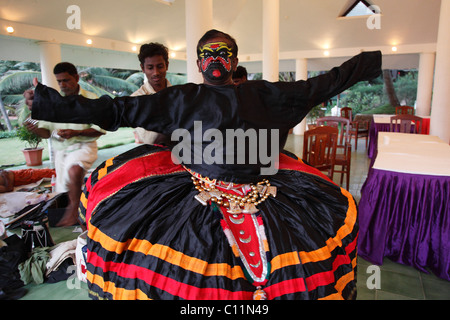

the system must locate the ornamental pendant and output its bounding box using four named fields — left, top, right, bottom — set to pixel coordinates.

left=253, top=286, right=267, bottom=300
left=267, top=186, right=277, bottom=197
left=209, top=189, right=222, bottom=199
left=227, top=201, right=242, bottom=214
left=256, top=184, right=267, bottom=196
left=194, top=191, right=211, bottom=206
left=242, top=203, right=258, bottom=214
